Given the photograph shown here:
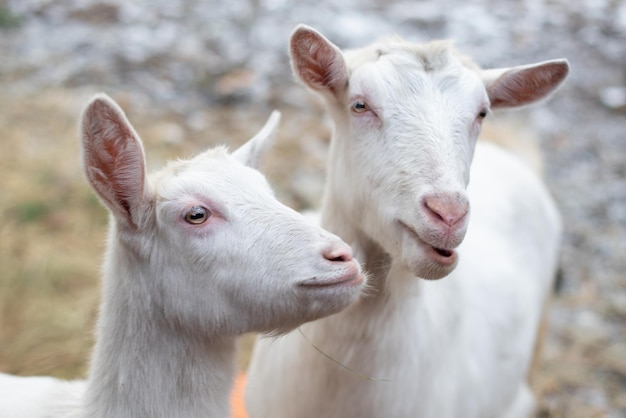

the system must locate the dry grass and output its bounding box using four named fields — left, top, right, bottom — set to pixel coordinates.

left=0, top=90, right=103, bottom=378
left=532, top=291, right=626, bottom=417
